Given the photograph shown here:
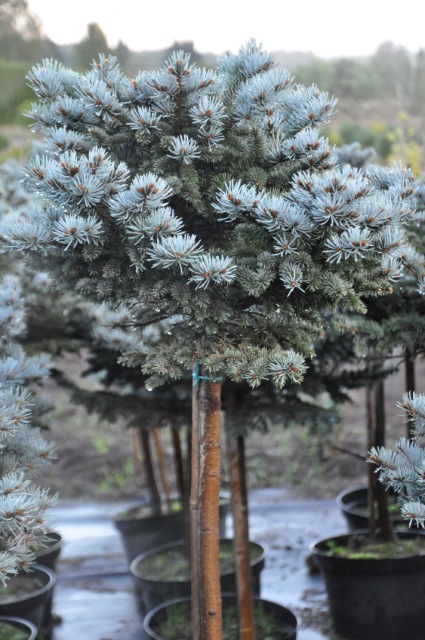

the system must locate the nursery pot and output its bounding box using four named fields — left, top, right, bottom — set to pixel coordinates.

left=32, top=532, right=63, bottom=571
left=0, top=615, right=38, bottom=640
left=130, top=538, right=266, bottom=614
left=143, top=595, right=298, bottom=640
left=310, top=530, right=425, bottom=640
left=113, top=494, right=231, bottom=565
left=0, top=564, right=57, bottom=635
left=336, top=484, right=417, bottom=532
left=32, top=532, right=62, bottom=635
